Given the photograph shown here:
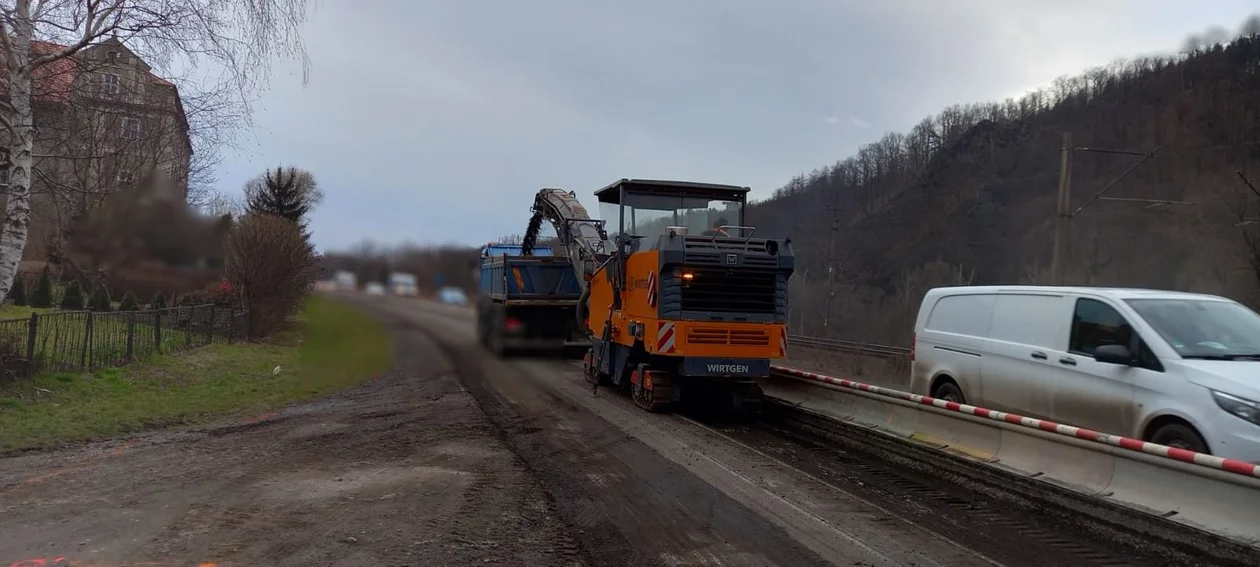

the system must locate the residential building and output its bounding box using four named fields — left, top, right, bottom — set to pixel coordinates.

left=0, top=37, right=192, bottom=266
